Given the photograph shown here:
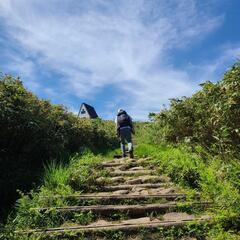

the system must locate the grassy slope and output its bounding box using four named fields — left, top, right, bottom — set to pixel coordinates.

left=2, top=150, right=117, bottom=238
left=134, top=141, right=240, bottom=239
left=2, top=130, right=240, bottom=239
